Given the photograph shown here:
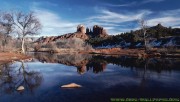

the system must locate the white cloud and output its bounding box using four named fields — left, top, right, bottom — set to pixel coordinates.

left=141, top=0, right=165, bottom=4
left=148, top=17, right=180, bottom=27
left=33, top=8, right=180, bottom=36
left=172, top=26, right=180, bottom=28
left=32, top=1, right=58, bottom=7
left=31, top=5, right=80, bottom=36
left=84, top=21, right=120, bottom=28
left=104, top=0, right=165, bottom=8
left=30, top=1, right=180, bottom=36
left=88, top=9, right=152, bottom=23
left=147, top=9, right=180, bottom=27
left=87, top=7, right=180, bottom=34
left=104, top=2, right=136, bottom=7
left=159, top=9, right=180, bottom=17
left=86, top=9, right=152, bottom=34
